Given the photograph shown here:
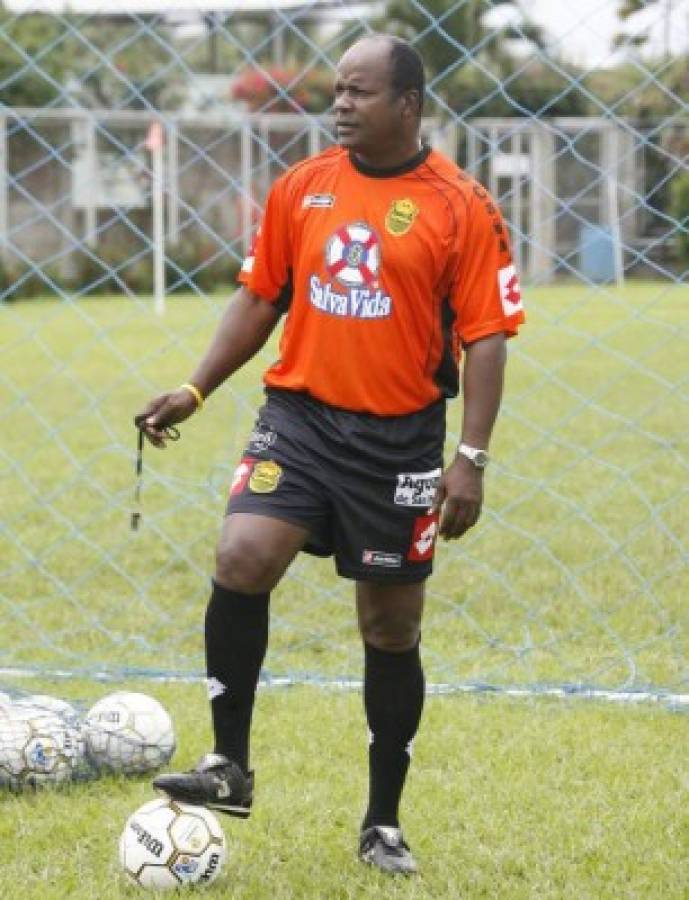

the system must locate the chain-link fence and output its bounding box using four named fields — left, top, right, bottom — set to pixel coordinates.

left=1, top=1, right=687, bottom=702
